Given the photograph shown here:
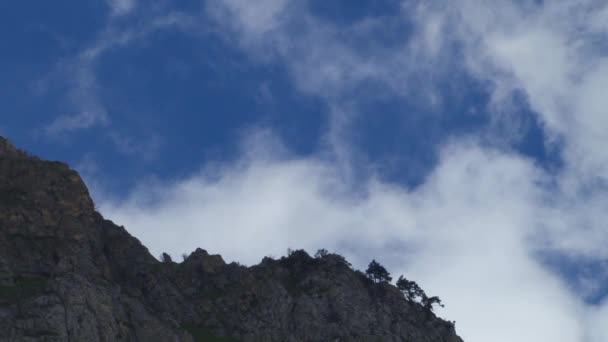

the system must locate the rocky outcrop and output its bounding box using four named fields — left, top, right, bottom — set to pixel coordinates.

left=0, top=136, right=26, bottom=158
left=0, top=136, right=463, bottom=342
